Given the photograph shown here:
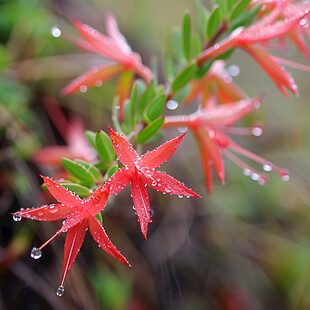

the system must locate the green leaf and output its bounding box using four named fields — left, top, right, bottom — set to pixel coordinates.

left=171, top=60, right=197, bottom=93
left=95, top=212, right=103, bottom=225
left=194, top=60, right=214, bottom=79
left=96, top=130, right=116, bottom=164
left=229, top=0, right=252, bottom=21
left=129, top=82, right=138, bottom=127
left=192, top=33, right=202, bottom=57
left=106, top=165, right=119, bottom=179
left=227, top=0, right=236, bottom=11
left=144, top=94, right=166, bottom=123
left=62, top=158, right=95, bottom=184
left=137, top=117, right=165, bottom=144
left=182, top=11, right=191, bottom=61
left=85, top=130, right=97, bottom=151
left=206, top=5, right=222, bottom=39
left=137, top=80, right=156, bottom=119
left=60, top=182, right=92, bottom=198
left=230, top=4, right=261, bottom=30
left=164, top=51, right=175, bottom=82
left=196, top=0, right=209, bottom=37
left=172, top=28, right=183, bottom=63
left=216, top=0, right=227, bottom=17
left=75, top=160, right=103, bottom=180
